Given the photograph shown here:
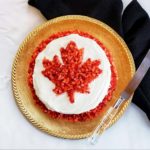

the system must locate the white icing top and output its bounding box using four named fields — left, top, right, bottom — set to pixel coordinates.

left=33, top=34, right=111, bottom=114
